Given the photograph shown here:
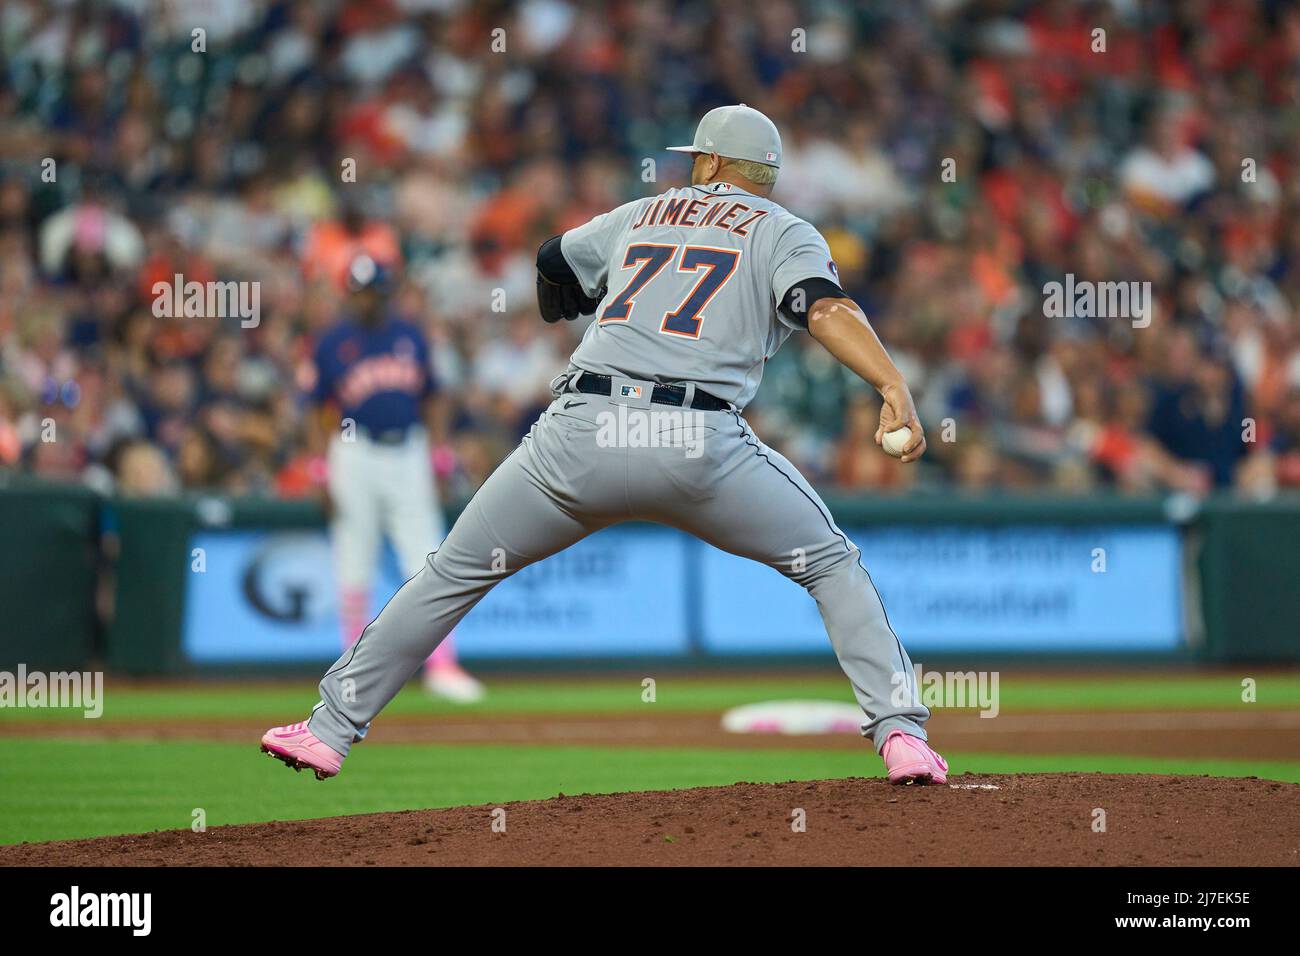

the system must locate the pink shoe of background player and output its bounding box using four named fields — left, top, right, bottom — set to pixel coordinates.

left=260, top=721, right=344, bottom=780
left=881, top=729, right=948, bottom=785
